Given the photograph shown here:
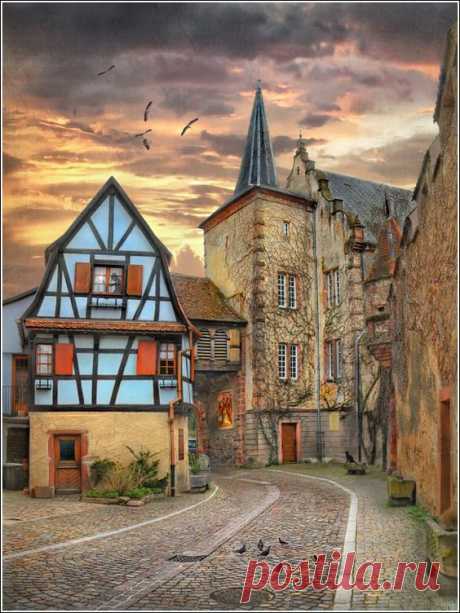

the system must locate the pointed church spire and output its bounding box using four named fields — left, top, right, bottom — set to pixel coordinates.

left=234, top=82, right=277, bottom=195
